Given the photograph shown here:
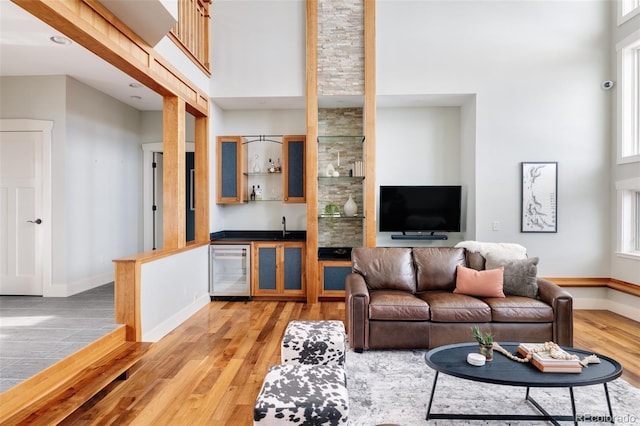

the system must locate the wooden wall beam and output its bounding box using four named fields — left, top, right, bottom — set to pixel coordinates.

left=306, top=0, right=319, bottom=304
left=163, top=97, right=187, bottom=249
left=194, top=115, right=210, bottom=242
left=12, top=0, right=209, bottom=116
left=114, top=260, right=141, bottom=341
left=364, top=0, right=376, bottom=247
